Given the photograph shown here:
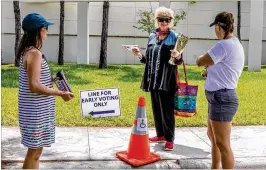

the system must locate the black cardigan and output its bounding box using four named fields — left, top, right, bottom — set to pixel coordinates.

left=140, top=29, right=183, bottom=92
